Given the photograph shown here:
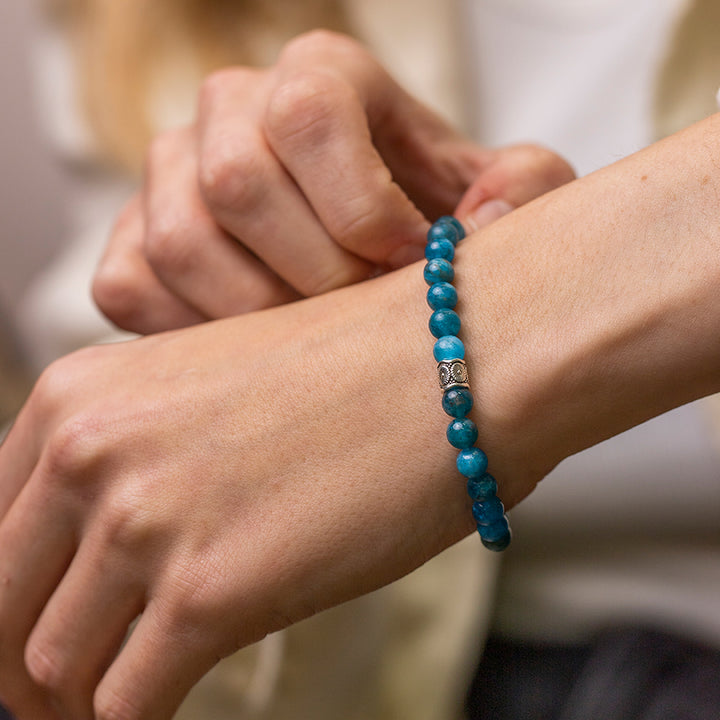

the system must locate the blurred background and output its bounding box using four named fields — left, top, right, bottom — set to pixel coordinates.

left=0, top=3, right=68, bottom=306
left=0, top=1, right=67, bottom=424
